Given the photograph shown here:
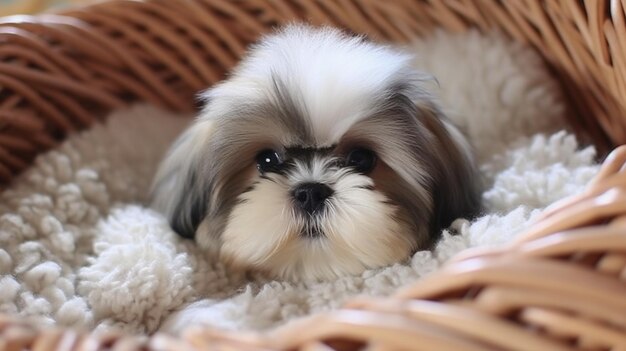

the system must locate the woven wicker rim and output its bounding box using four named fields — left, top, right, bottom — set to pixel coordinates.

left=1, top=1, right=625, bottom=350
